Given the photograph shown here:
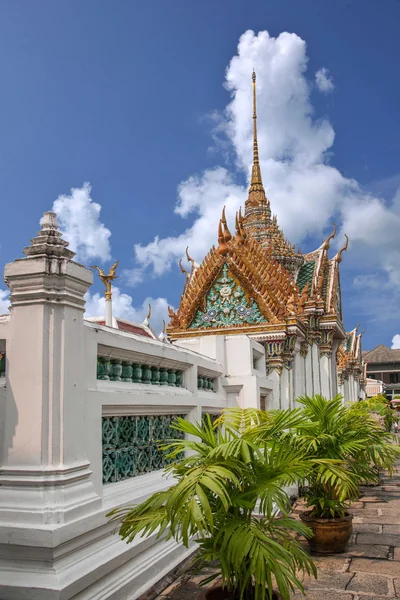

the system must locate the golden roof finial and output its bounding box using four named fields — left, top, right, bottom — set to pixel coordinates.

left=146, top=303, right=152, bottom=320
left=238, top=206, right=247, bottom=239
left=186, top=246, right=198, bottom=272
left=217, top=206, right=230, bottom=255
left=234, top=210, right=243, bottom=243
left=337, top=234, right=349, bottom=264
left=249, top=70, right=264, bottom=194
left=323, top=223, right=337, bottom=250
left=179, top=258, right=190, bottom=279
left=91, top=260, right=119, bottom=300
left=221, top=206, right=232, bottom=243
